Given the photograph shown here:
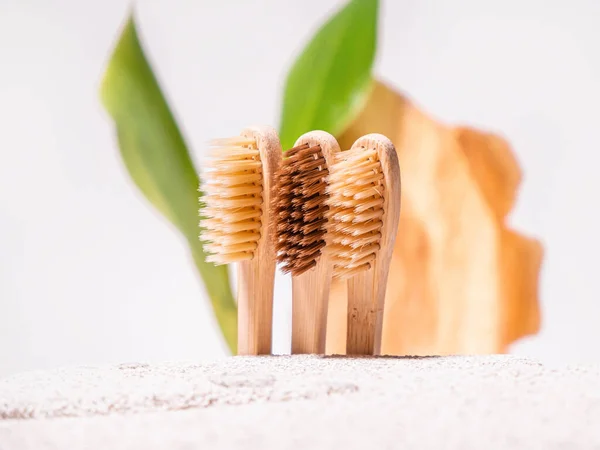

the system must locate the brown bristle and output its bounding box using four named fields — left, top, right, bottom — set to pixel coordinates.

left=325, top=147, right=384, bottom=279
left=199, top=136, right=263, bottom=264
left=273, top=143, right=329, bottom=276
